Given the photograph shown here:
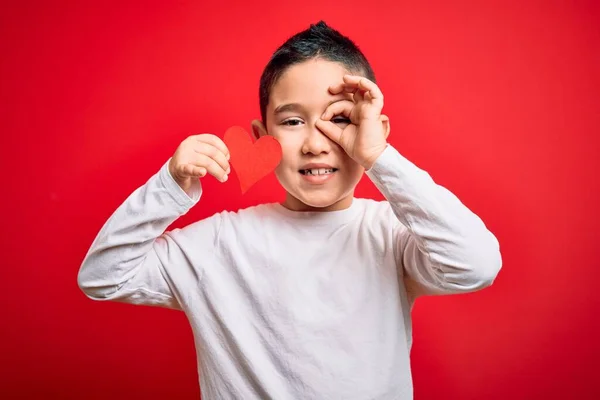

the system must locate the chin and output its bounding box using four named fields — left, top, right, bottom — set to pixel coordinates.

left=297, top=194, right=339, bottom=209
left=285, top=187, right=353, bottom=211
left=276, top=169, right=359, bottom=211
